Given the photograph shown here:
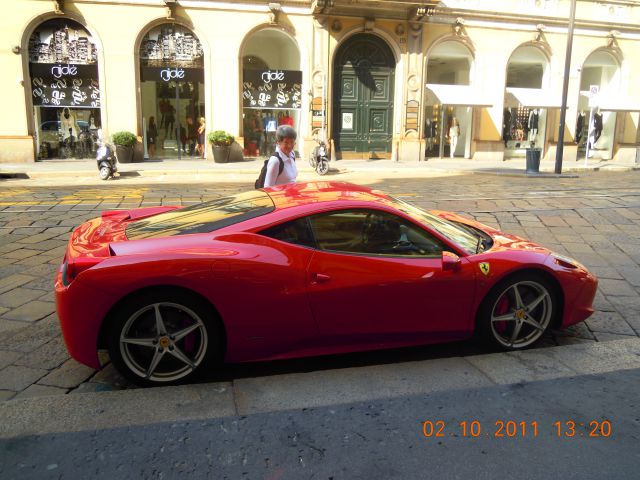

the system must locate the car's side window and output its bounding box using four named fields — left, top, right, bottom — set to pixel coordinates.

left=309, top=209, right=447, bottom=257
left=260, top=217, right=316, bottom=249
